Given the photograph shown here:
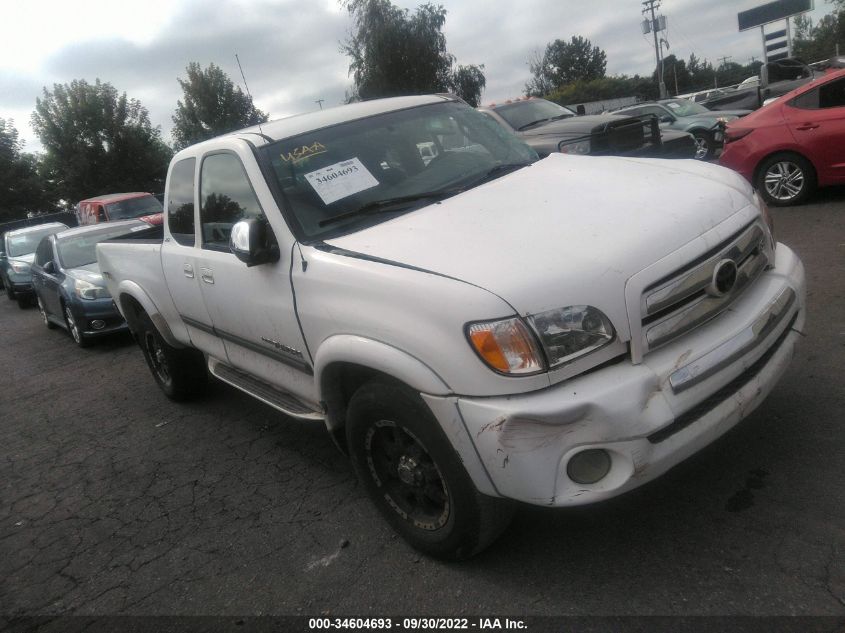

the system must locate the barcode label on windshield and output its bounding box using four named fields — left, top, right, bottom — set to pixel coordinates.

left=304, top=158, right=379, bottom=205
